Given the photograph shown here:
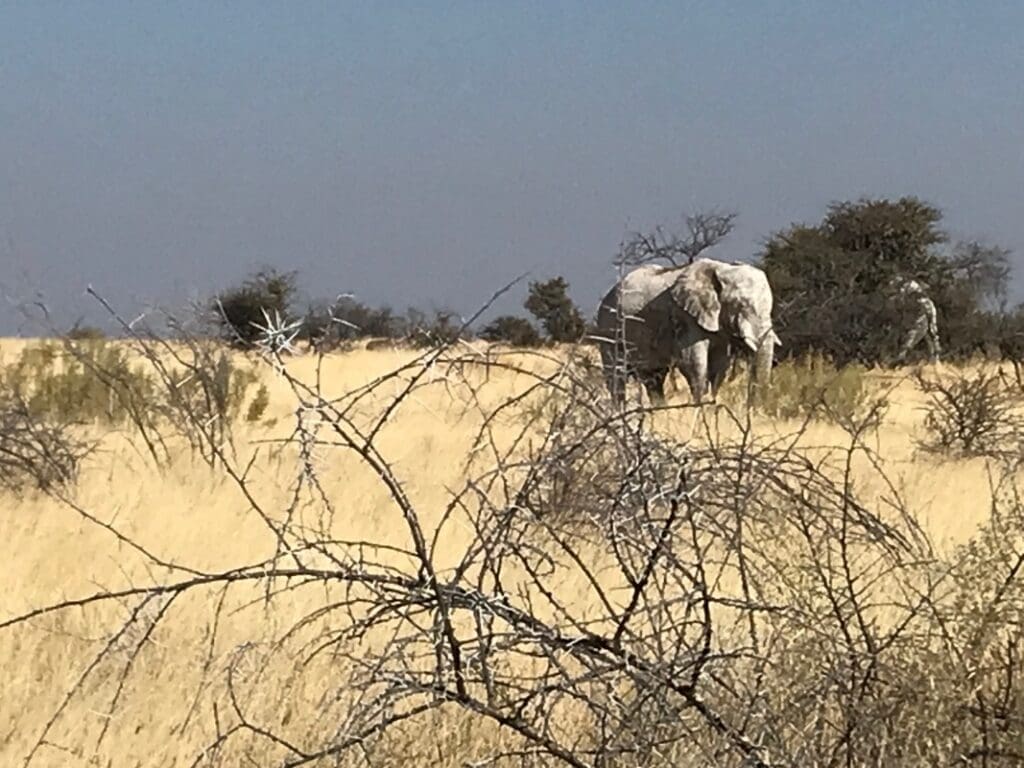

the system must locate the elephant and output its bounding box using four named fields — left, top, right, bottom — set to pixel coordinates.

left=594, top=258, right=780, bottom=406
